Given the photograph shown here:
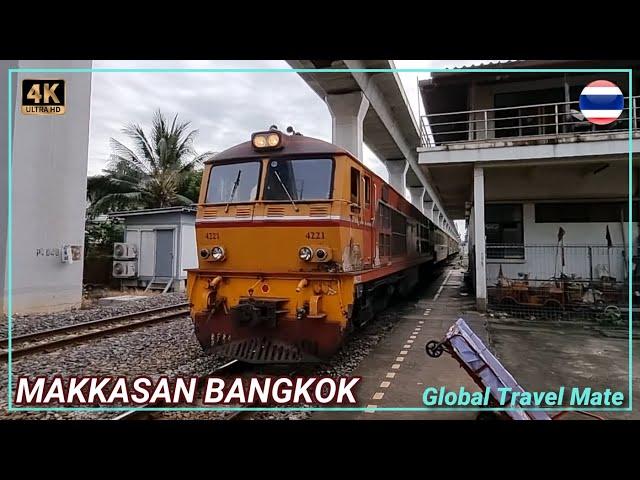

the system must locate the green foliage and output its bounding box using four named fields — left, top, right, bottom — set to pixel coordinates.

left=84, top=217, right=124, bottom=257
left=86, top=109, right=212, bottom=215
